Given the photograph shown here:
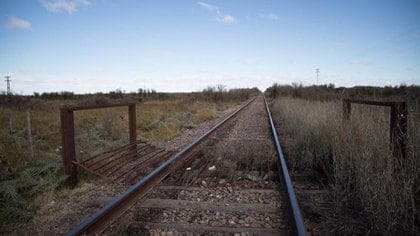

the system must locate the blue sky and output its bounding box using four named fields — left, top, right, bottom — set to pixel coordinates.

left=1, top=0, right=420, bottom=94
